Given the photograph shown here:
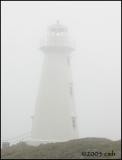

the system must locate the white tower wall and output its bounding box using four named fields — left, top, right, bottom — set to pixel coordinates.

left=31, top=22, right=79, bottom=143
